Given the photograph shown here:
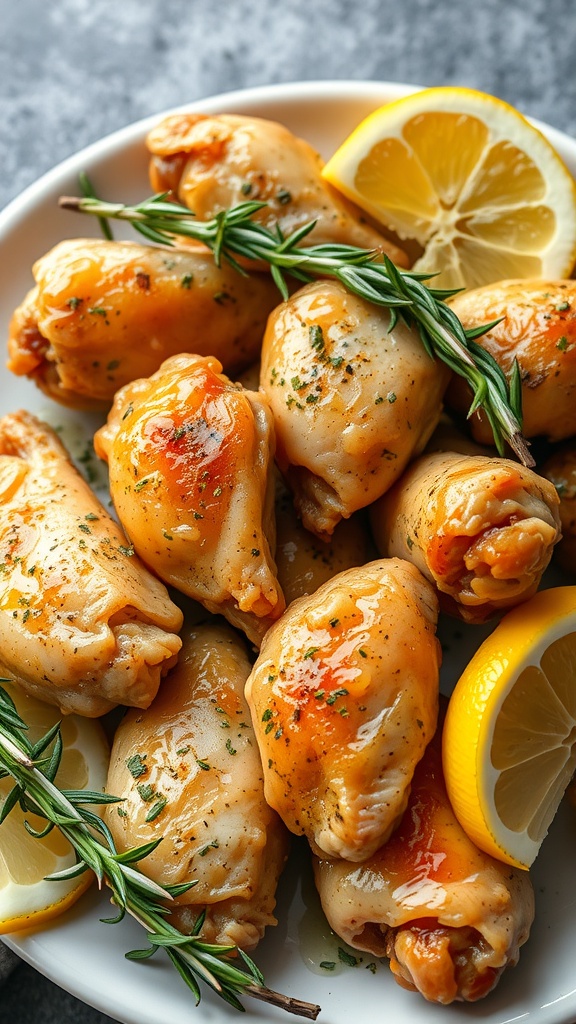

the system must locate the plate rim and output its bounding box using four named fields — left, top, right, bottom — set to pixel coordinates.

left=2, top=76, right=576, bottom=1024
